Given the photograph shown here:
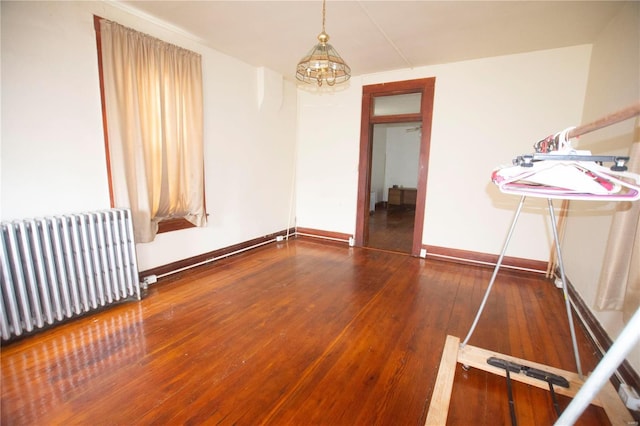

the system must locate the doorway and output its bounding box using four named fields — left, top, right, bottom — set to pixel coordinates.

left=354, top=78, right=435, bottom=256
left=367, top=122, right=421, bottom=253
